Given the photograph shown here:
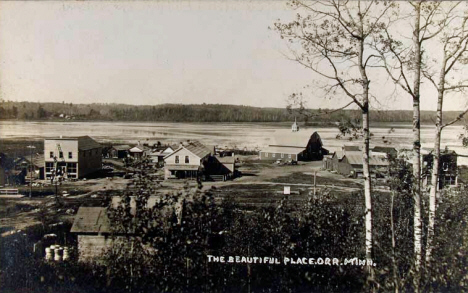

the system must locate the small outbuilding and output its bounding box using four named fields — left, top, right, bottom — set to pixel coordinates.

left=110, top=145, right=131, bottom=159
